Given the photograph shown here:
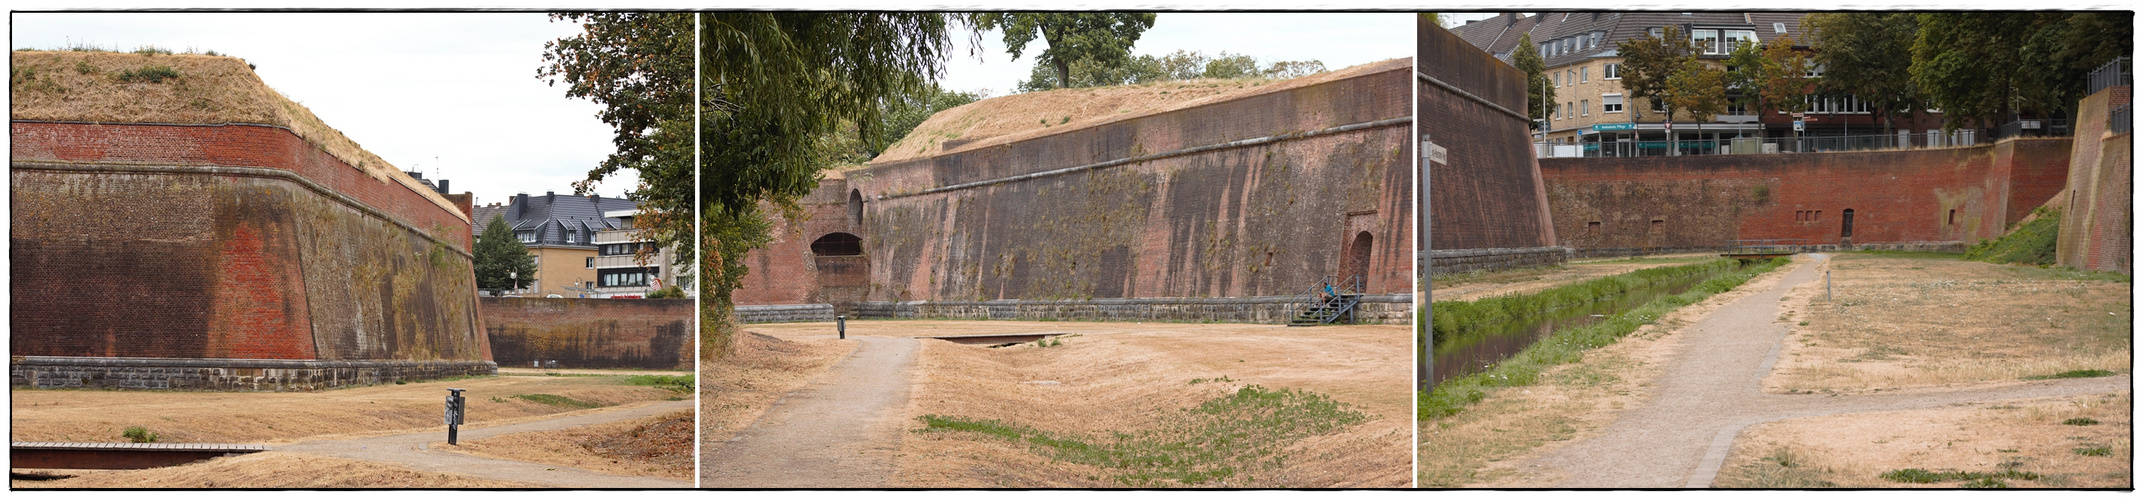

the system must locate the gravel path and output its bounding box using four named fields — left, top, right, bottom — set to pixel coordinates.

left=700, top=335, right=919, bottom=488
left=276, top=399, right=695, bottom=488
left=1514, top=254, right=2132, bottom=488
